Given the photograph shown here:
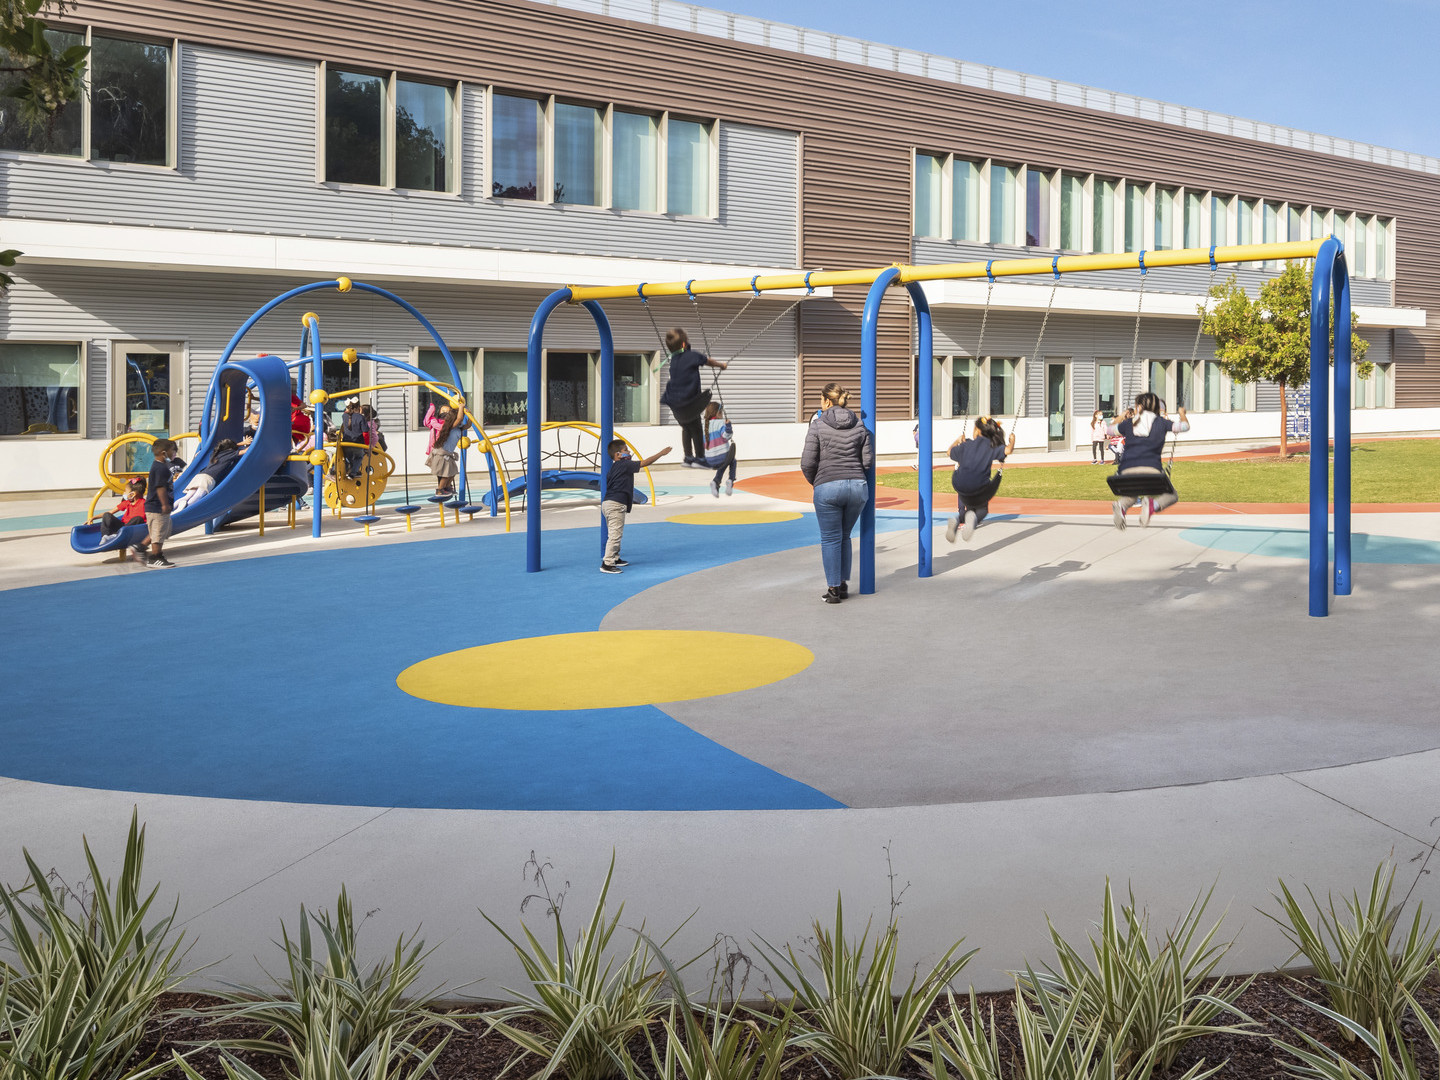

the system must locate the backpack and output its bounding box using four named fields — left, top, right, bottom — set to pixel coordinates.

left=703, top=417, right=732, bottom=467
